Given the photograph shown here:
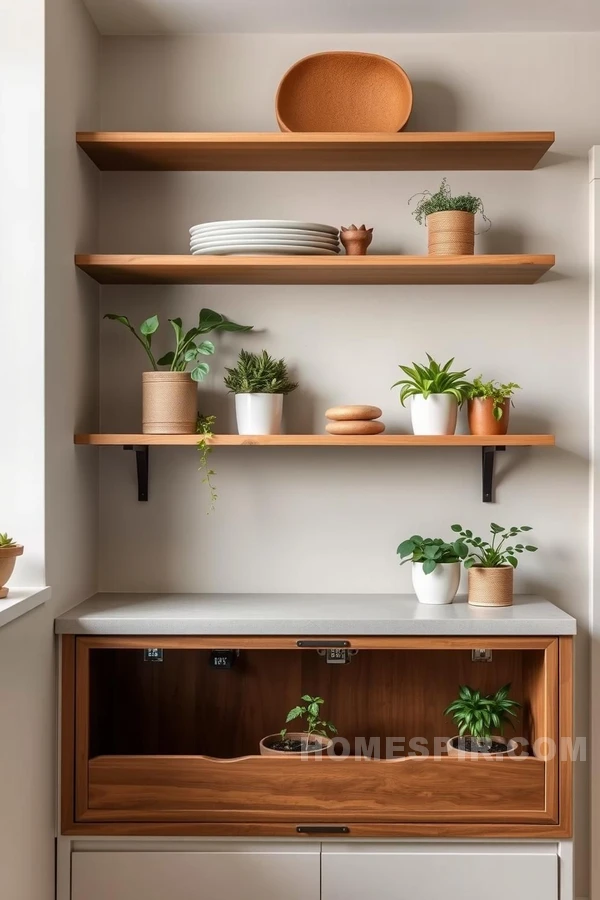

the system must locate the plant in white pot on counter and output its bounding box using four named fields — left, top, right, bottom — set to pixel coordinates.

left=260, top=695, right=337, bottom=756
left=444, top=683, right=521, bottom=757
left=105, top=309, right=252, bottom=434
left=451, top=523, right=537, bottom=608
left=224, top=349, right=298, bottom=435
left=397, top=535, right=467, bottom=605
left=392, top=354, right=471, bottom=435
left=0, top=533, right=23, bottom=599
